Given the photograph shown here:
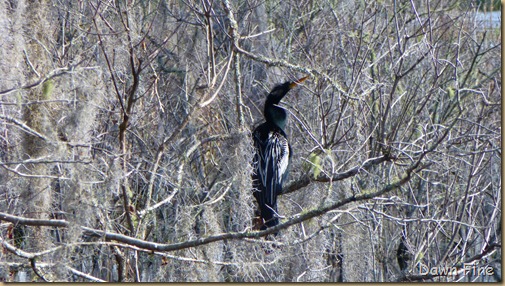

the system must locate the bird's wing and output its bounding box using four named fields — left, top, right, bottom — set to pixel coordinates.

left=256, top=131, right=290, bottom=206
